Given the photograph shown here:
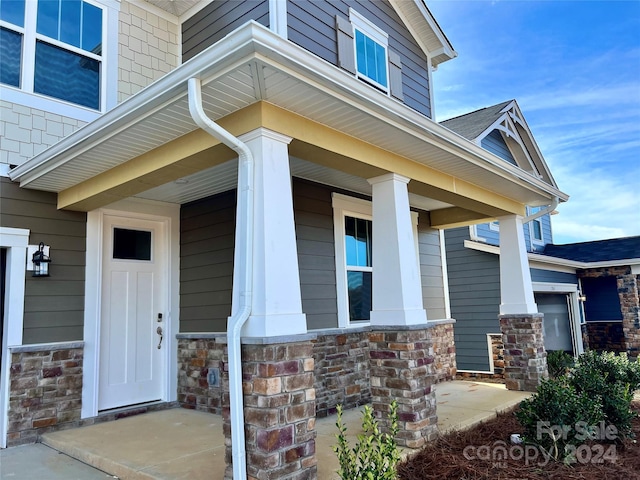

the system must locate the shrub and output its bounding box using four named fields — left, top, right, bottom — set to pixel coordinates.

left=334, top=401, right=400, bottom=480
left=547, top=350, right=575, bottom=379
left=569, top=350, right=640, bottom=439
left=516, top=377, right=604, bottom=460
